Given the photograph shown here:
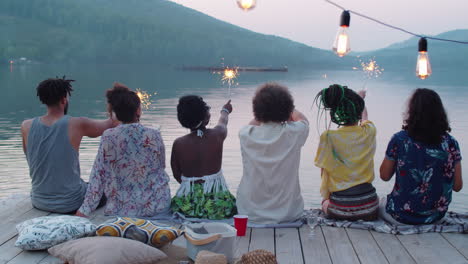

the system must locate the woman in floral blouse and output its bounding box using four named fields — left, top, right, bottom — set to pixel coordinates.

left=76, top=83, right=171, bottom=217
left=380, top=88, right=463, bottom=225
